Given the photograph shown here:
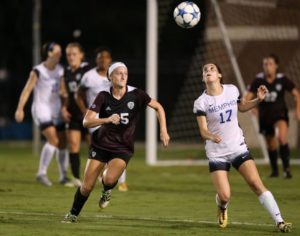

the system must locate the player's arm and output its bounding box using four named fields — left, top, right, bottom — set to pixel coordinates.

left=60, top=77, right=71, bottom=122
left=196, top=116, right=221, bottom=143
left=14, top=70, right=38, bottom=123
left=291, top=88, right=300, bottom=120
left=76, top=87, right=88, bottom=115
left=147, top=99, right=170, bottom=147
left=239, top=85, right=268, bottom=112
left=83, top=109, right=120, bottom=128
